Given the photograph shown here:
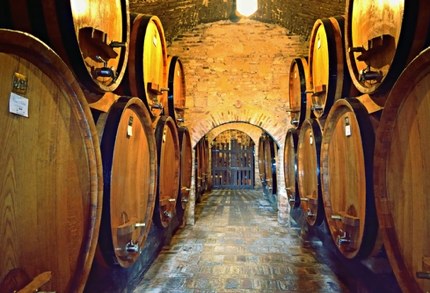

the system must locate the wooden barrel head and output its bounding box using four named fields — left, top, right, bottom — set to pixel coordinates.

left=284, top=128, right=300, bottom=208
left=167, top=55, right=187, bottom=125
left=308, top=17, right=350, bottom=118
left=345, top=0, right=430, bottom=96
left=374, top=47, right=430, bottom=293
left=257, top=135, right=266, bottom=186
left=97, top=97, right=157, bottom=268
left=288, top=57, right=310, bottom=128
left=261, top=134, right=278, bottom=196
left=0, top=29, right=102, bottom=292
left=321, top=97, right=379, bottom=260
left=297, top=119, right=324, bottom=226
left=153, top=115, right=180, bottom=228
left=3, top=0, right=130, bottom=99
left=178, top=127, right=192, bottom=211
left=118, top=14, right=168, bottom=117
